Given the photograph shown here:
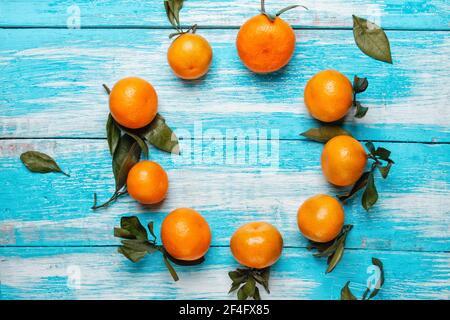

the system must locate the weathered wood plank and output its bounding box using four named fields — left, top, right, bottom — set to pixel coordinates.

left=0, top=0, right=448, bottom=30
left=0, top=29, right=449, bottom=142
left=1, top=139, right=448, bottom=251
left=0, top=246, right=448, bottom=300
